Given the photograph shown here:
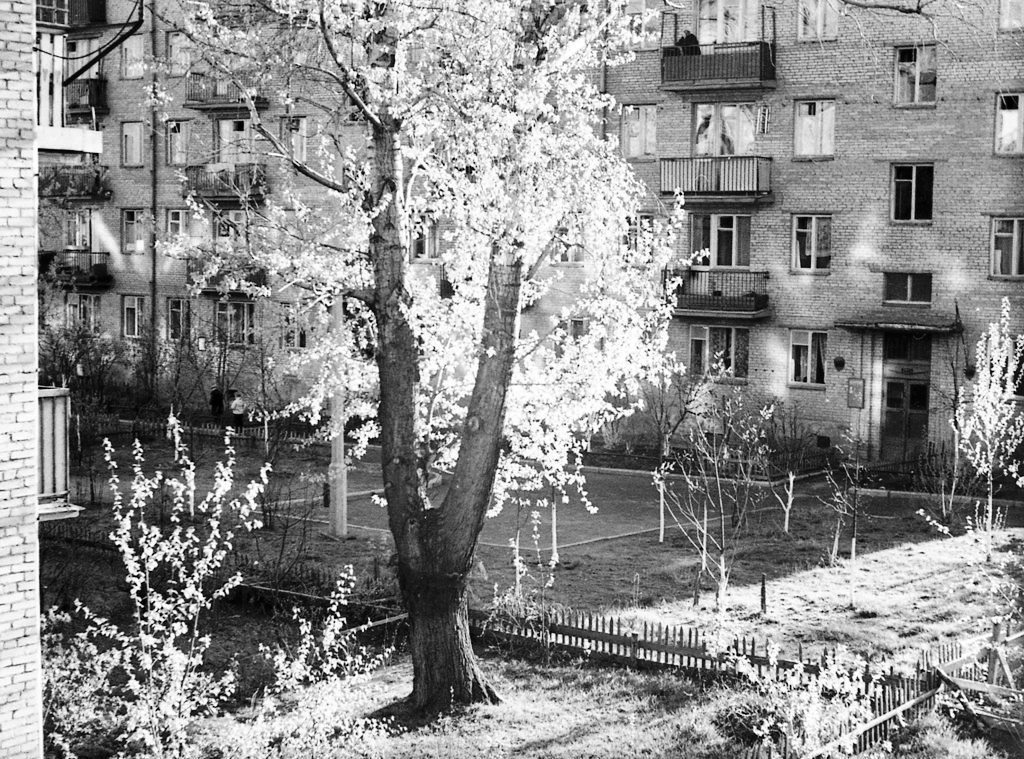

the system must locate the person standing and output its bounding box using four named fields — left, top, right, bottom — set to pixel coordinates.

left=209, top=387, right=224, bottom=418
left=229, top=390, right=246, bottom=431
